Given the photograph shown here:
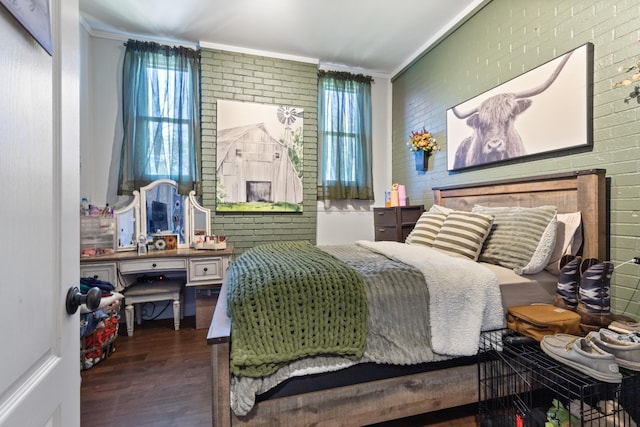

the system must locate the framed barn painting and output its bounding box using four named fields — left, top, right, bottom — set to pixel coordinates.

left=446, top=42, right=593, bottom=171
left=216, top=100, right=304, bottom=212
